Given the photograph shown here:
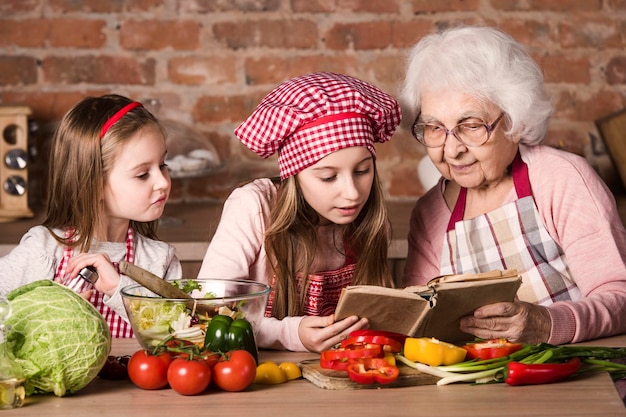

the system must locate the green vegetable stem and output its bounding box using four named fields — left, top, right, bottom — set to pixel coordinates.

left=204, top=315, right=259, bottom=364
left=397, top=343, right=626, bottom=386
